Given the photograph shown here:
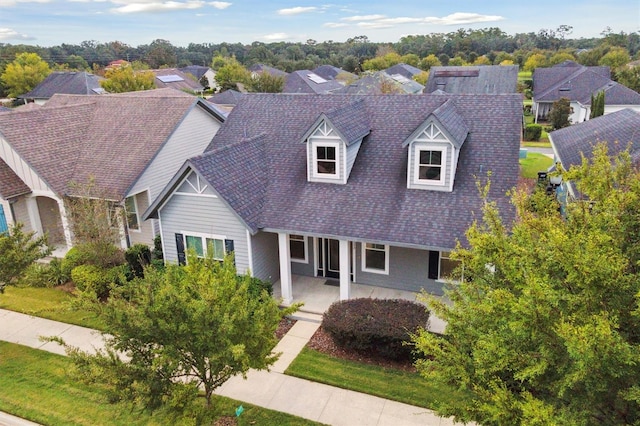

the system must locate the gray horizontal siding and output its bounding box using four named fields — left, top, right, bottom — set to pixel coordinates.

left=129, top=106, right=222, bottom=202
left=250, top=231, right=280, bottom=283
left=129, top=191, right=155, bottom=247
left=159, top=193, right=249, bottom=274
